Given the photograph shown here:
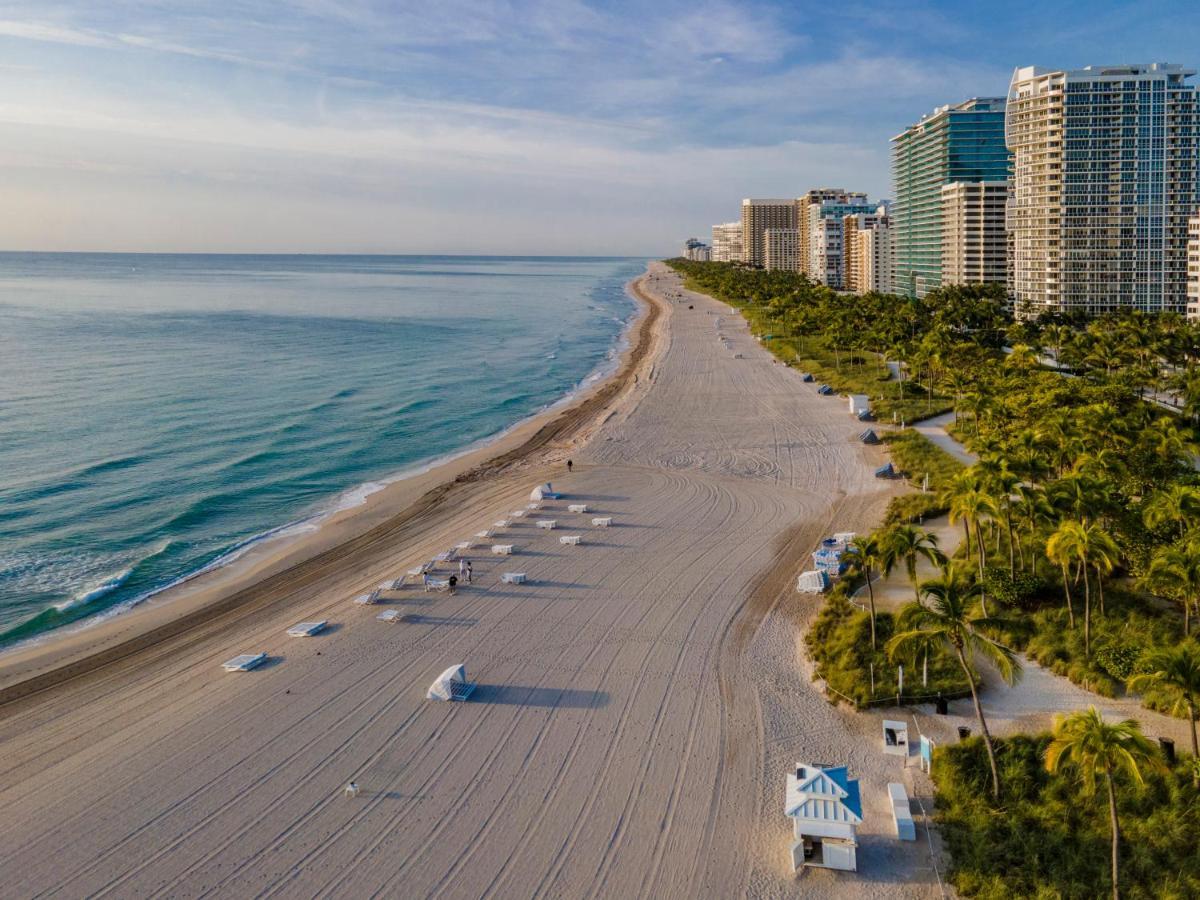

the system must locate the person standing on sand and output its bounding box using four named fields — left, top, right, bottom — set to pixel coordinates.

left=465, top=561, right=472, bottom=584
left=459, top=557, right=467, bottom=576
left=567, top=459, right=573, bottom=473
left=448, top=574, right=457, bottom=595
